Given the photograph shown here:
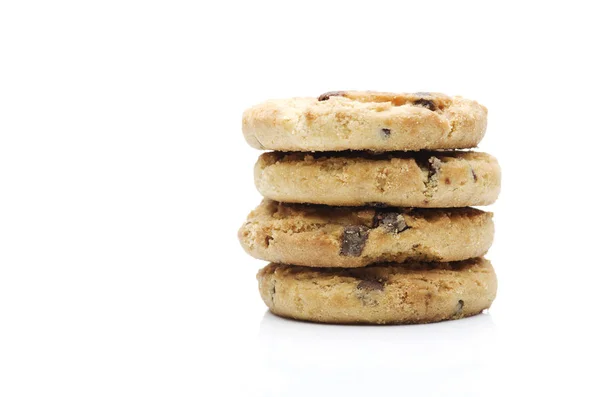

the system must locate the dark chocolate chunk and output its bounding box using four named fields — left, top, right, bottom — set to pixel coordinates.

left=357, top=280, right=384, bottom=291
left=318, top=91, right=346, bottom=101
left=380, top=128, right=391, bottom=138
left=374, top=212, right=408, bottom=233
left=413, top=98, right=437, bottom=111
left=340, top=225, right=369, bottom=256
